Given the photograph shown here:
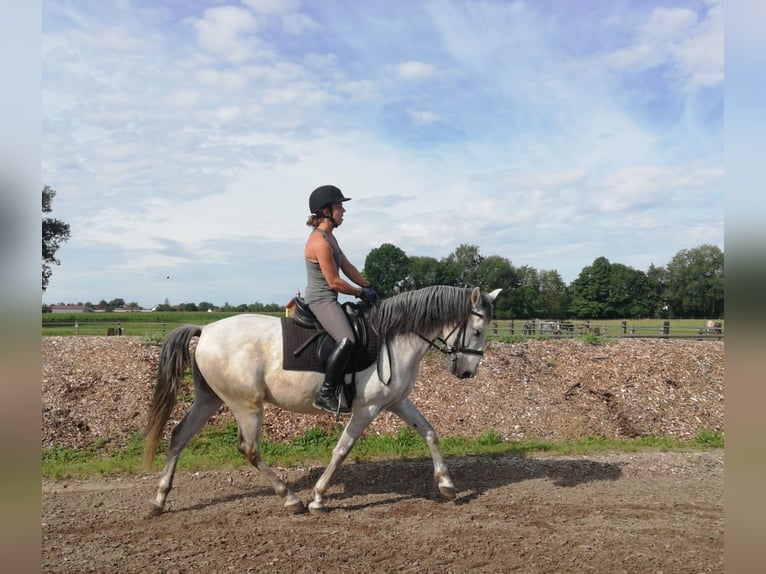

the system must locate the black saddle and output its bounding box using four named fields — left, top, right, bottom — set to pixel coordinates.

left=292, top=297, right=368, bottom=350
left=281, top=298, right=376, bottom=374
